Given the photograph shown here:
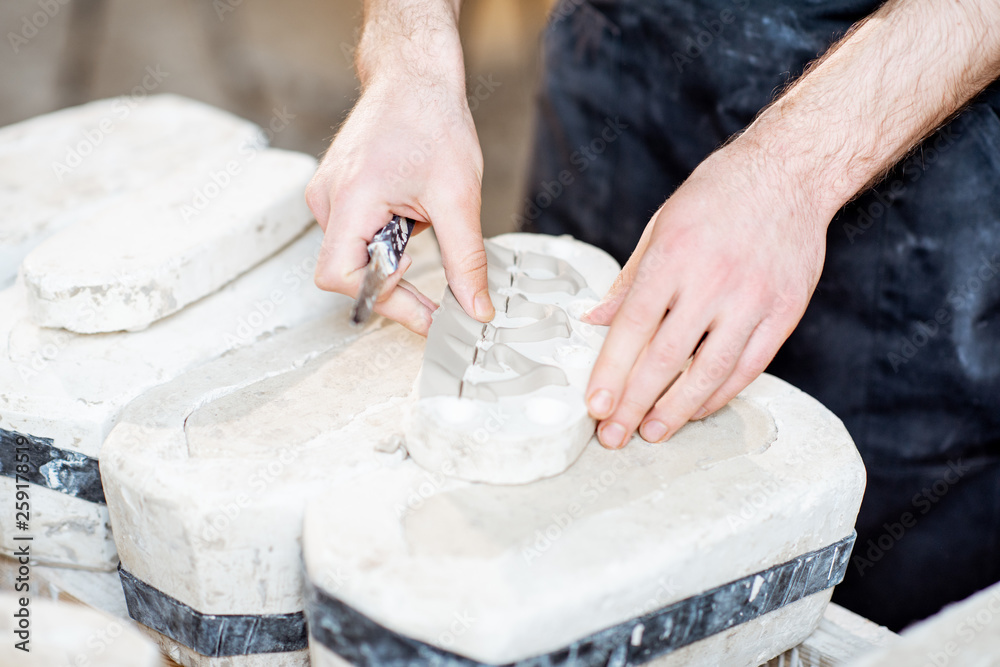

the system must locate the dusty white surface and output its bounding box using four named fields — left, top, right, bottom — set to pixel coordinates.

left=847, top=581, right=1000, bottom=667
left=20, top=148, right=317, bottom=333
left=408, top=233, right=619, bottom=484
left=303, top=373, right=867, bottom=665
left=0, top=228, right=341, bottom=570
left=100, top=235, right=444, bottom=666
left=0, top=94, right=262, bottom=288
left=0, top=591, right=160, bottom=667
